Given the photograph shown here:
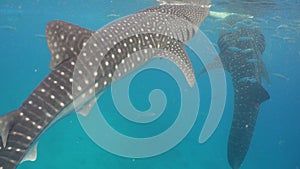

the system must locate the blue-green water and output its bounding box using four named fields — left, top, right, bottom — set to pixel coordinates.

left=0, top=0, right=299, bottom=169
